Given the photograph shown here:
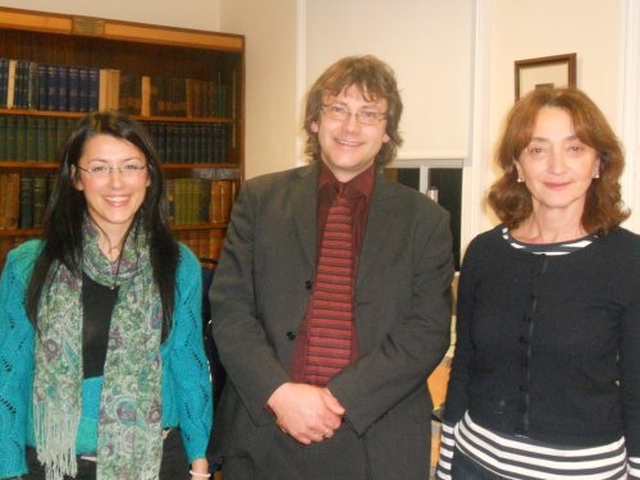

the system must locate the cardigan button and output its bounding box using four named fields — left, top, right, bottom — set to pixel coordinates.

left=305, top=280, right=313, bottom=290
left=286, top=331, right=297, bottom=341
